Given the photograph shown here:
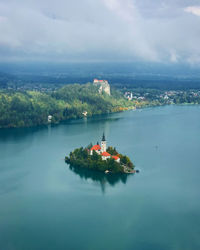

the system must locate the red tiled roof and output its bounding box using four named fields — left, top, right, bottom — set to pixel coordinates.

left=101, top=152, right=111, bottom=157
left=94, top=79, right=107, bottom=83
left=112, top=156, right=119, bottom=160
left=91, top=145, right=101, bottom=151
